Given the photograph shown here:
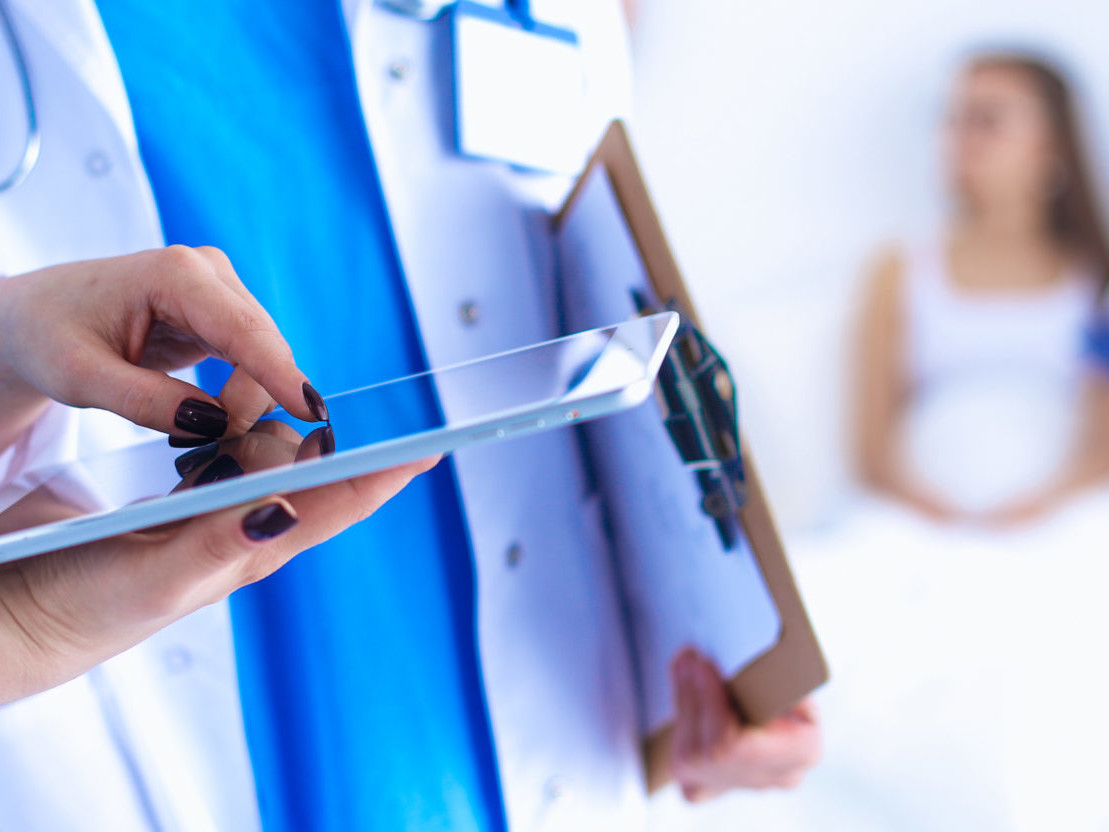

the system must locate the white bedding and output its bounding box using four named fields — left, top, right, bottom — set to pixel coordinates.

left=649, top=492, right=1109, bottom=832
